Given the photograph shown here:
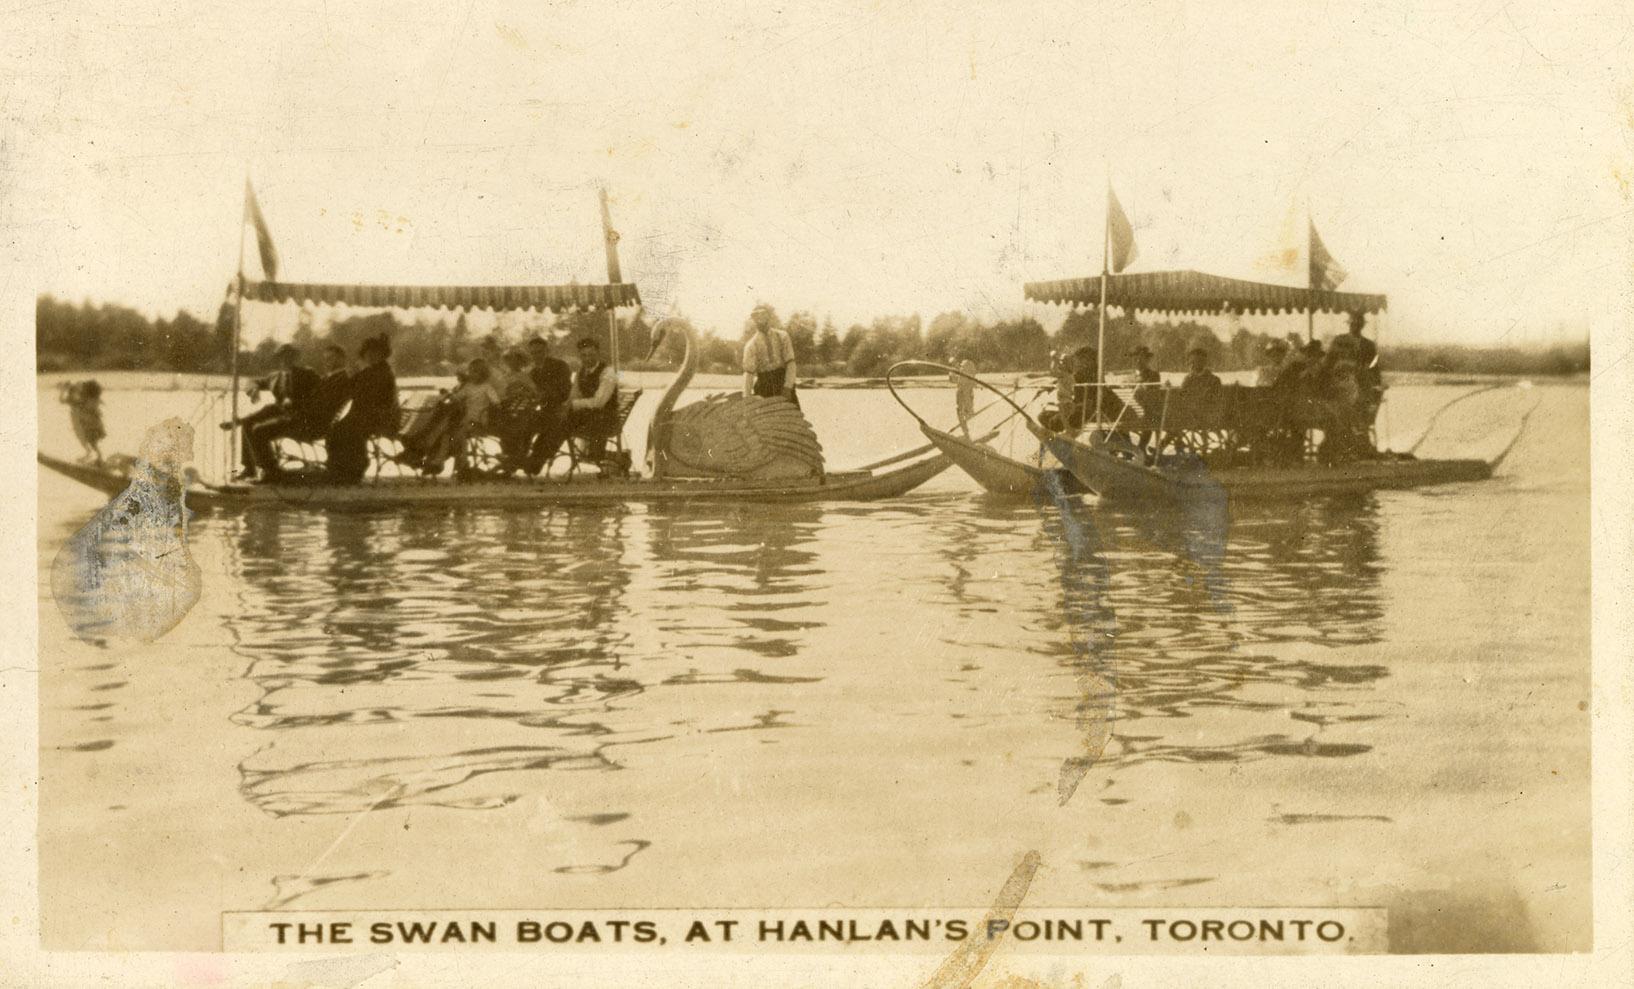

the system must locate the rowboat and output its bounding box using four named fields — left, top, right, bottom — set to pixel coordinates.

left=37, top=191, right=951, bottom=510
left=885, top=363, right=1084, bottom=497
